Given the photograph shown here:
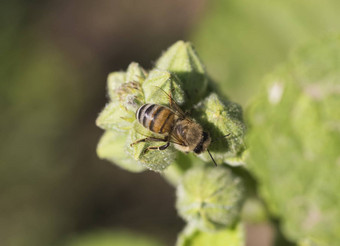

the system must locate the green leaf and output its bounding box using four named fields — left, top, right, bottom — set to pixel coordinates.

left=176, top=224, right=244, bottom=246
left=97, top=131, right=145, bottom=172
left=247, top=36, right=340, bottom=244
left=176, top=166, right=246, bottom=231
